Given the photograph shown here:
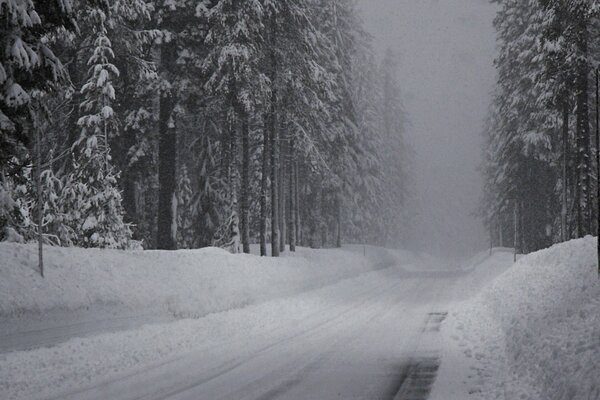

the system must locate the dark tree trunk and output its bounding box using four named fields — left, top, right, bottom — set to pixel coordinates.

left=312, top=184, right=322, bottom=248
left=520, top=200, right=526, bottom=254
left=289, top=139, right=296, bottom=252
left=241, top=115, right=250, bottom=254
left=61, top=47, right=81, bottom=175
left=279, top=133, right=287, bottom=253
left=489, top=221, right=493, bottom=255
left=498, top=217, right=504, bottom=247
left=260, top=119, right=269, bottom=256
left=295, top=161, right=301, bottom=246
left=157, top=43, right=178, bottom=250
left=227, top=116, right=240, bottom=254
left=513, top=200, right=519, bottom=262
left=116, top=60, right=139, bottom=230
left=35, top=122, right=44, bottom=278
left=268, top=16, right=280, bottom=257
left=318, top=186, right=325, bottom=248
left=596, top=68, right=600, bottom=276
left=269, top=112, right=280, bottom=257
left=562, top=100, right=569, bottom=242
left=575, top=22, right=590, bottom=238
left=336, top=195, right=342, bottom=248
